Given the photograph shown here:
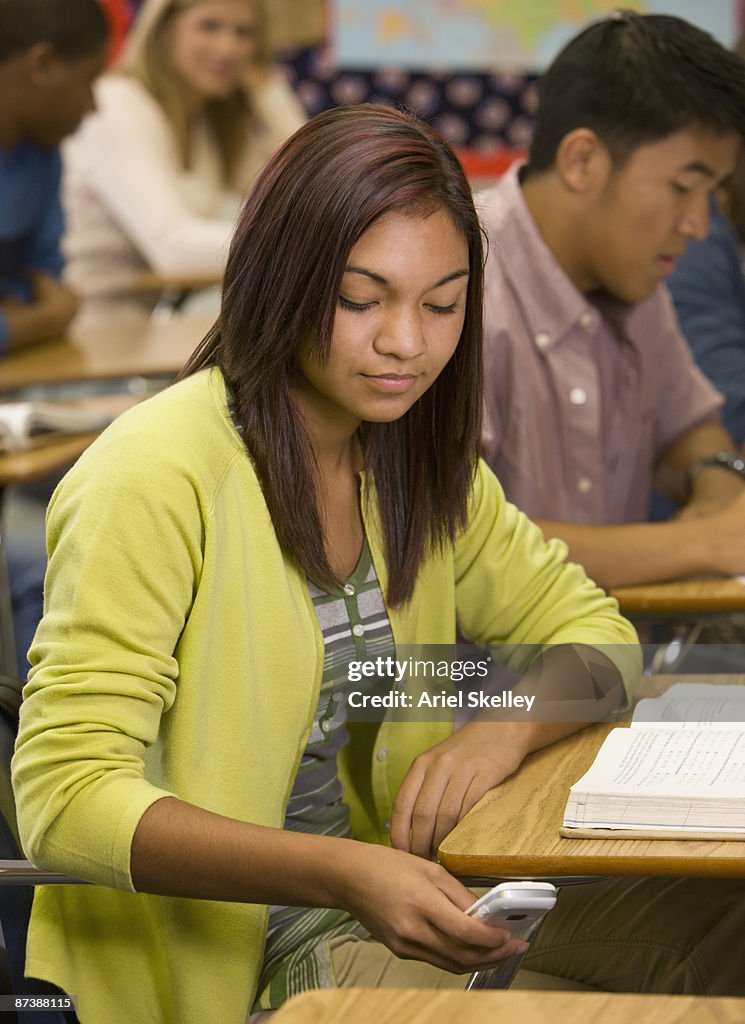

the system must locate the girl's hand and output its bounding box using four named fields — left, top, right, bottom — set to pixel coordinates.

left=390, top=721, right=530, bottom=858
left=335, top=841, right=528, bottom=973
left=241, top=63, right=280, bottom=95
